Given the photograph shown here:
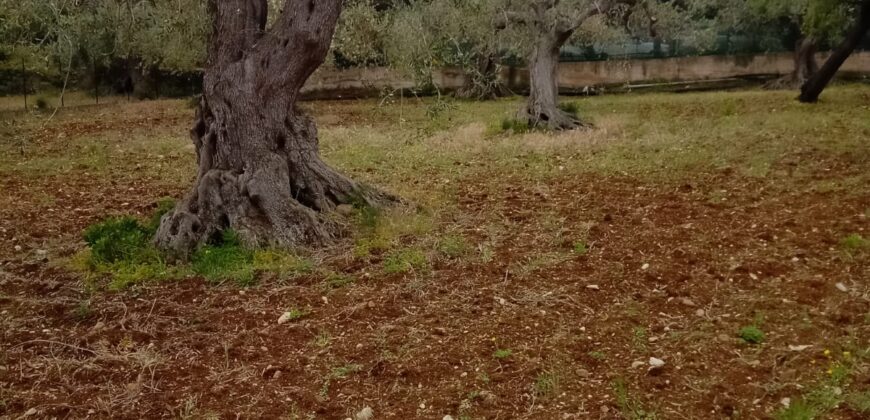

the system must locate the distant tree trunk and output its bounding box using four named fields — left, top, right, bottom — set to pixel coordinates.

left=765, top=36, right=818, bottom=90
left=156, top=0, right=392, bottom=257
left=799, top=1, right=870, bottom=103
left=21, top=59, right=27, bottom=110
left=455, top=55, right=507, bottom=100
left=518, top=31, right=585, bottom=130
